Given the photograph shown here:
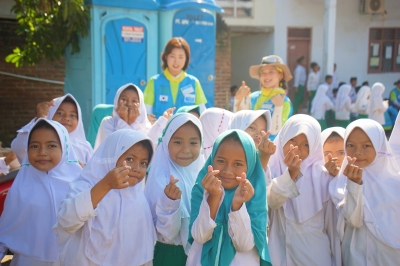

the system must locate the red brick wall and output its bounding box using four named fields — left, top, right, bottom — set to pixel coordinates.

left=0, top=19, right=65, bottom=147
